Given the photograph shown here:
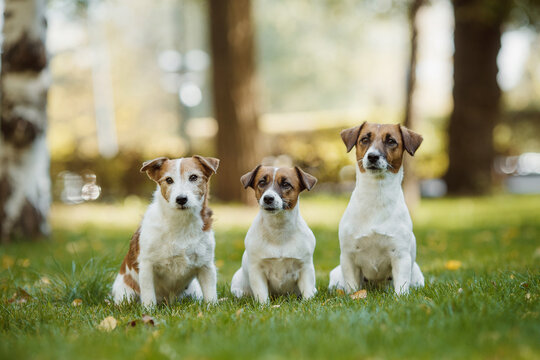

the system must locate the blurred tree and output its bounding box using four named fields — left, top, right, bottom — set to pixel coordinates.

left=0, top=0, right=50, bottom=242
left=402, top=0, right=426, bottom=209
left=209, top=0, right=261, bottom=203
